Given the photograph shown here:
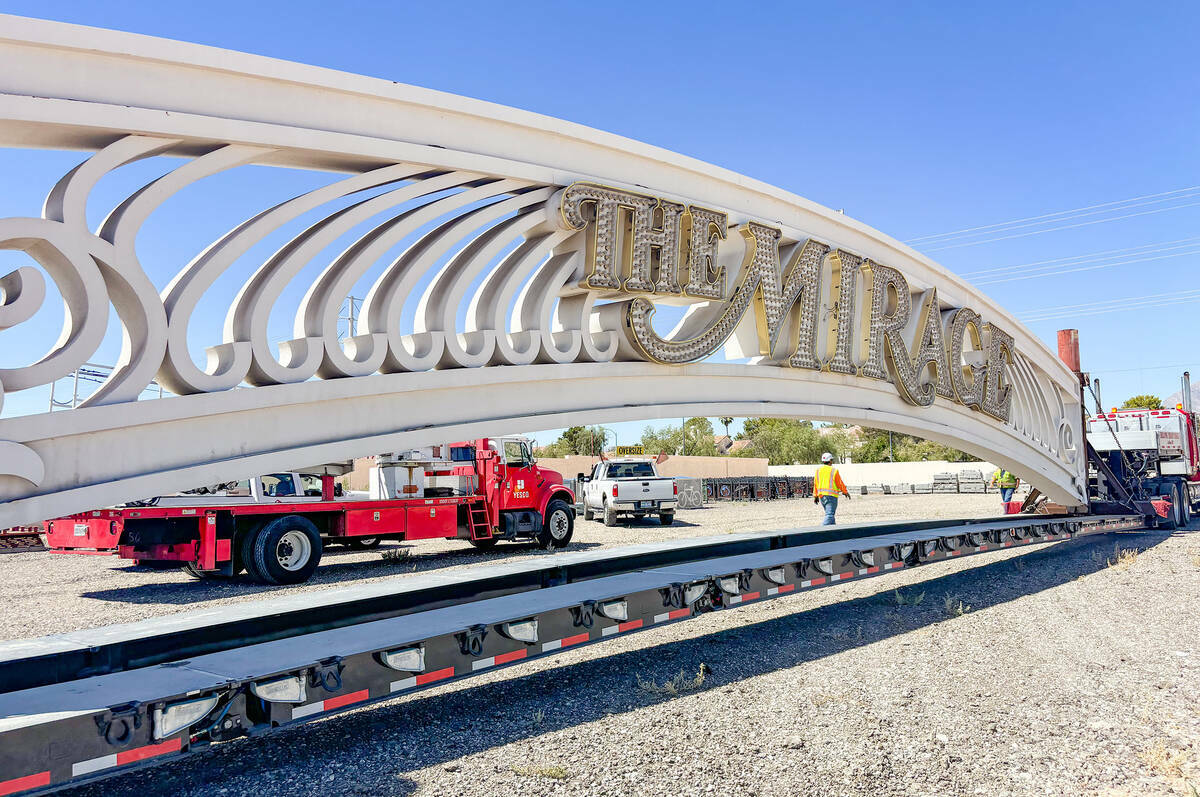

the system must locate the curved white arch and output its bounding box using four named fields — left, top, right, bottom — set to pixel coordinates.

left=0, top=16, right=1088, bottom=524
left=0, top=361, right=1084, bottom=528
